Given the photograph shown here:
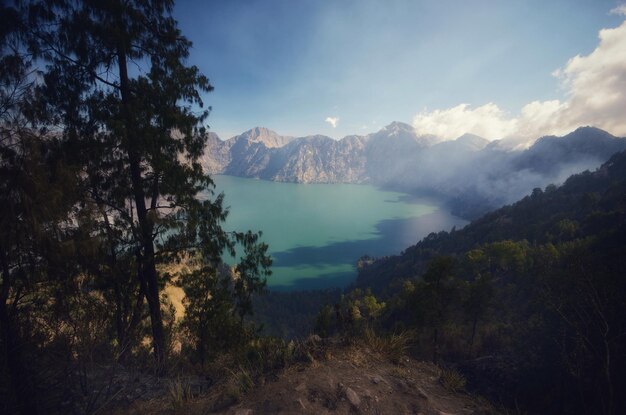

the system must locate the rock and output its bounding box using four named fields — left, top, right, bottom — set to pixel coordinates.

left=345, top=387, right=361, bottom=408
left=396, top=379, right=409, bottom=390
left=309, top=334, right=322, bottom=343
left=416, top=387, right=430, bottom=400
left=371, top=375, right=382, bottom=384
left=294, top=382, right=307, bottom=392
left=327, top=376, right=337, bottom=390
